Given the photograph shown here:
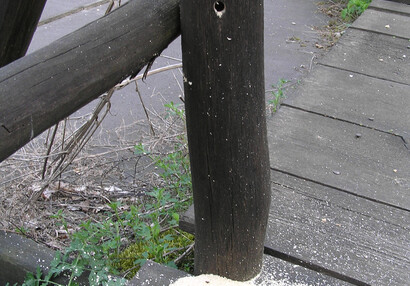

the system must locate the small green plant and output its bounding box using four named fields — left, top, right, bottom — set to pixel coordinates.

left=22, top=266, right=55, bottom=286
left=25, top=205, right=128, bottom=285
left=19, top=103, right=193, bottom=285
left=269, top=79, right=288, bottom=113
left=341, top=0, right=371, bottom=21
